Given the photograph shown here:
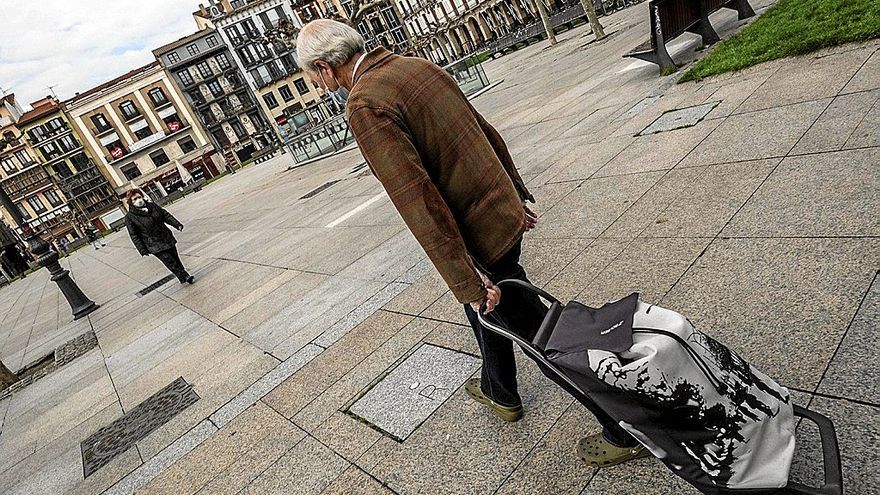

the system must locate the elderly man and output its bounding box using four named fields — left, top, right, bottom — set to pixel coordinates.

left=296, top=20, right=647, bottom=467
